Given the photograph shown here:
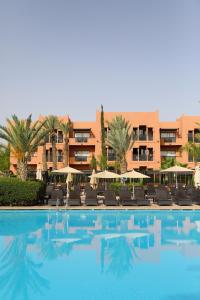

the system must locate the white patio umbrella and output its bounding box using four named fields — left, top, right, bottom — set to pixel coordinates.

left=92, top=170, right=121, bottom=179
left=90, top=169, right=97, bottom=189
left=160, top=165, right=192, bottom=188
left=194, top=166, right=200, bottom=188
left=66, top=172, right=73, bottom=196
left=92, top=170, right=120, bottom=190
left=120, top=169, right=150, bottom=199
left=51, top=166, right=83, bottom=174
